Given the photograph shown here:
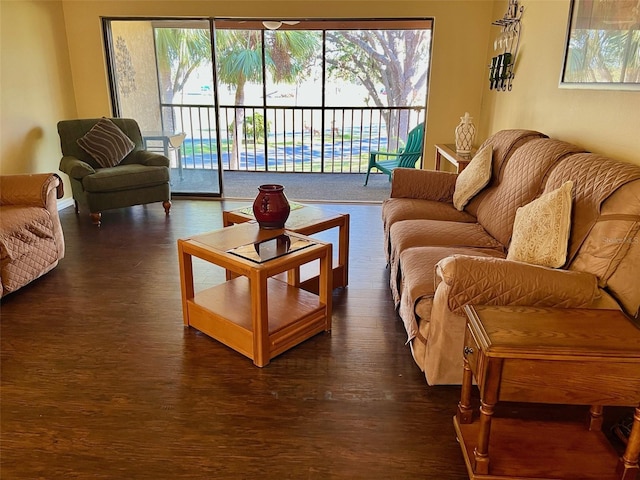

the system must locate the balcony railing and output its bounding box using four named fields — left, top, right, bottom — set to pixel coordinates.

left=157, top=104, right=426, bottom=174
